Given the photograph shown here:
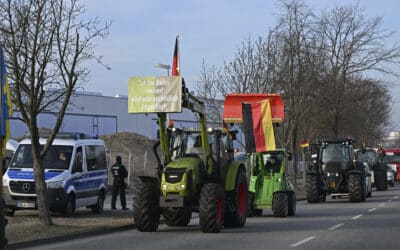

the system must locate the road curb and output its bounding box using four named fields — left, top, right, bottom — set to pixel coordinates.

left=6, top=224, right=136, bottom=250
